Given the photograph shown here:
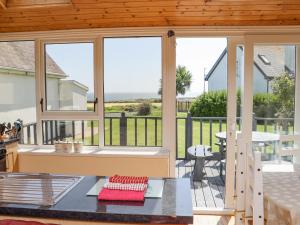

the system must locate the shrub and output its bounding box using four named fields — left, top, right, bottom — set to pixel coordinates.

left=190, top=90, right=227, bottom=117
left=190, top=90, right=278, bottom=118
left=124, top=105, right=136, bottom=112
left=253, top=93, right=278, bottom=118
left=137, top=102, right=151, bottom=116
